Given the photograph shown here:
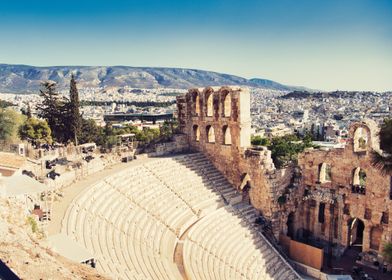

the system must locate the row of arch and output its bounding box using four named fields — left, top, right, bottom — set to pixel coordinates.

left=318, top=163, right=367, bottom=187
left=192, top=124, right=232, bottom=145
left=192, top=91, right=232, bottom=118
left=287, top=212, right=384, bottom=252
